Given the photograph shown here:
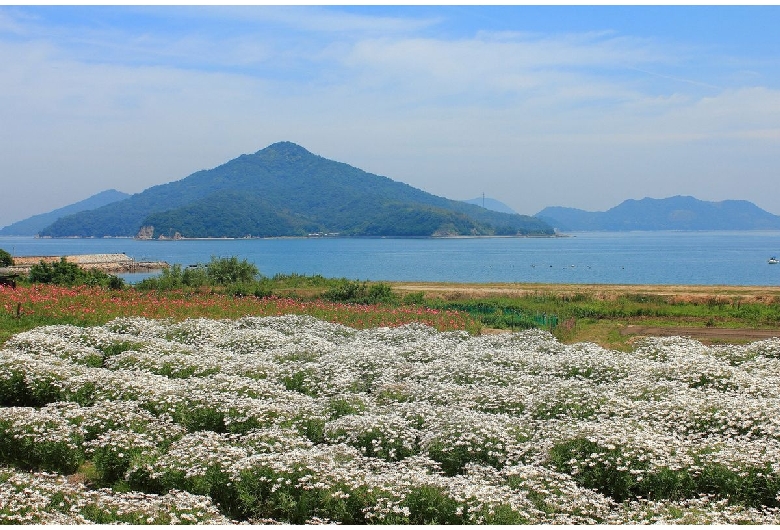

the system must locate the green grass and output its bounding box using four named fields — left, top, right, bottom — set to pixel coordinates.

left=3, top=268, right=779, bottom=350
